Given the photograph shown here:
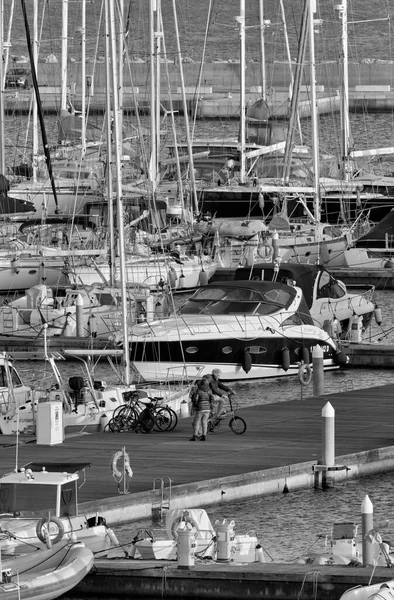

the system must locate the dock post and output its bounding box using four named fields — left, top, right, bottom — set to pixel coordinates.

left=321, top=402, right=335, bottom=488
left=361, top=495, right=374, bottom=566
left=312, top=345, right=324, bottom=396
